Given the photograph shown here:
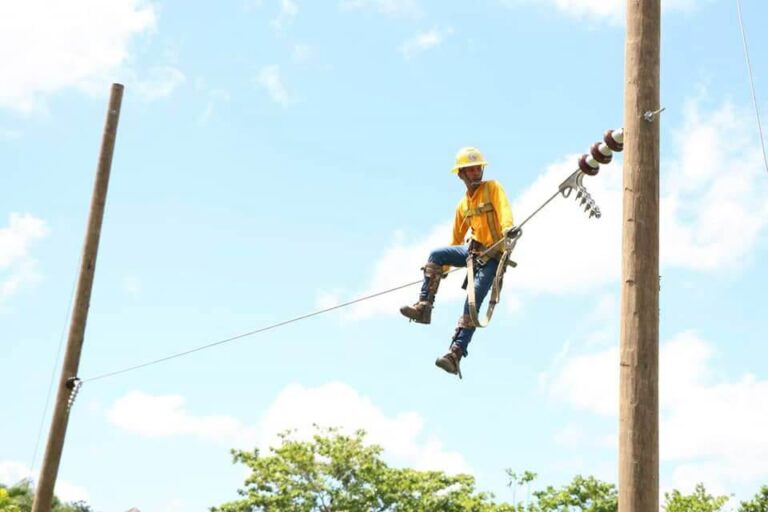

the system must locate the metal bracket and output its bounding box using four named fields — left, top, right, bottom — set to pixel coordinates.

left=558, top=171, right=601, bottom=218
